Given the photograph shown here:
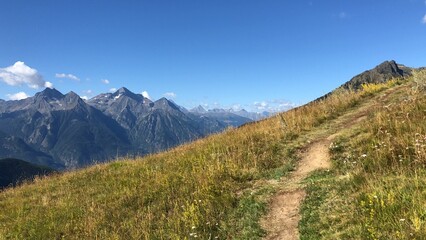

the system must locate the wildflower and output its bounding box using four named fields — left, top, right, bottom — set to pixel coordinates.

left=361, top=154, right=367, bottom=158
